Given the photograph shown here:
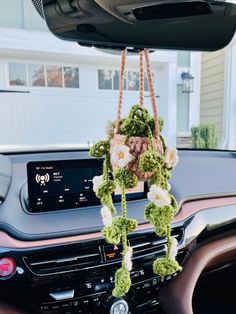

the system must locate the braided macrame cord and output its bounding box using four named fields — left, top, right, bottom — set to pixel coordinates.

left=90, top=49, right=182, bottom=297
